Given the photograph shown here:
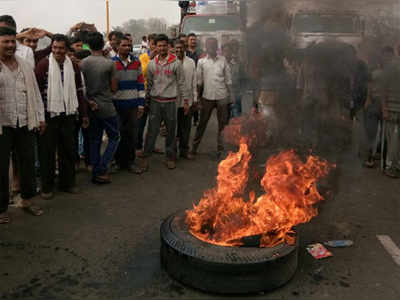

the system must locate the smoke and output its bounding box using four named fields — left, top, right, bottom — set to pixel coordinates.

left=224, top=0, right=362, bottom=157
